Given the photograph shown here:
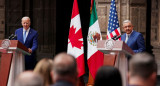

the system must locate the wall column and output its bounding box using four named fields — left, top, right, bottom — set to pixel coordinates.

left=0, top=0, right=5, bottom=39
